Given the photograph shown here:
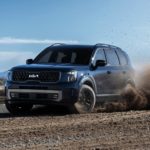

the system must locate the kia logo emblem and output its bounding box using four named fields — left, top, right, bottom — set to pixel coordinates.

left=28, top=74, right=39, bottom=78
